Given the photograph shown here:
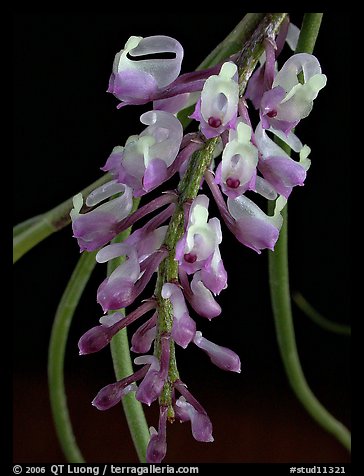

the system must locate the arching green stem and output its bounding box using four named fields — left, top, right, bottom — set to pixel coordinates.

left=268, top=13, right=351, bottom=451
left=48, top=251, right=97, bottom=462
